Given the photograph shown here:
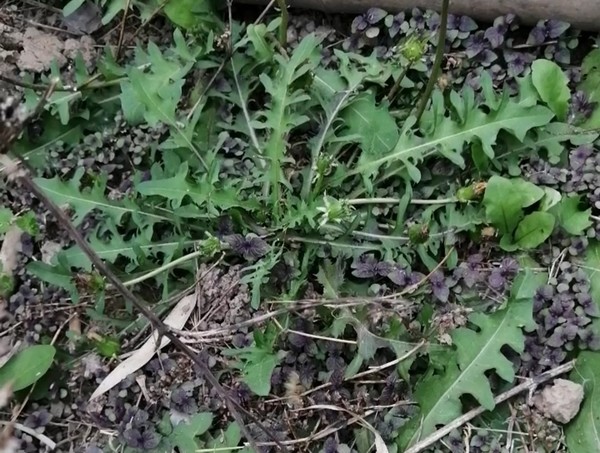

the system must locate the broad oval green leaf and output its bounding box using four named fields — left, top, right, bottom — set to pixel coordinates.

left=514, top=212, right=555, bottom=249
left=0, top=345, right=56, bottom=391
left=482, top=176, right=524, bottom=235
left=565, top=351, right=600, bottom=453
left=531, top=59, right=570, bottom=121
